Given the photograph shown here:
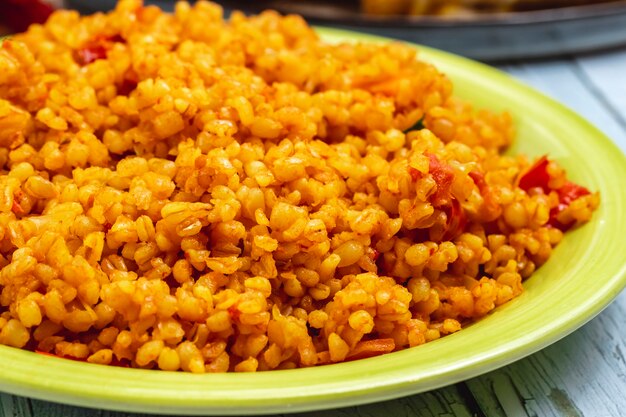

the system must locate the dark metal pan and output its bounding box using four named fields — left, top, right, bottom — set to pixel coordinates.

left=68, top=0, right=626, bottom=61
